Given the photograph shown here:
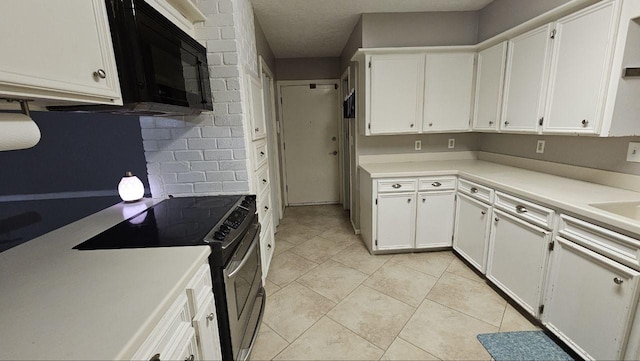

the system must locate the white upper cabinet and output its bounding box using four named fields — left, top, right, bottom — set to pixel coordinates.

left=501, top=24, right=553, bottom=133
left=423, top=52, right=475, bottom=132
left=0, top=0, right=121, bottom=105
left=368, top=54, right=425, bottom=135
left=473, top=42, right=507, bottom=131
left=247, top=75, right=267, bottom=140
left=543, top=1, right=618, bottom=134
